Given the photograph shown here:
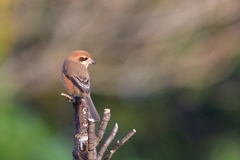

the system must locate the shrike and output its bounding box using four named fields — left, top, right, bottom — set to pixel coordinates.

left=61, top=50, right=100, bottom=121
